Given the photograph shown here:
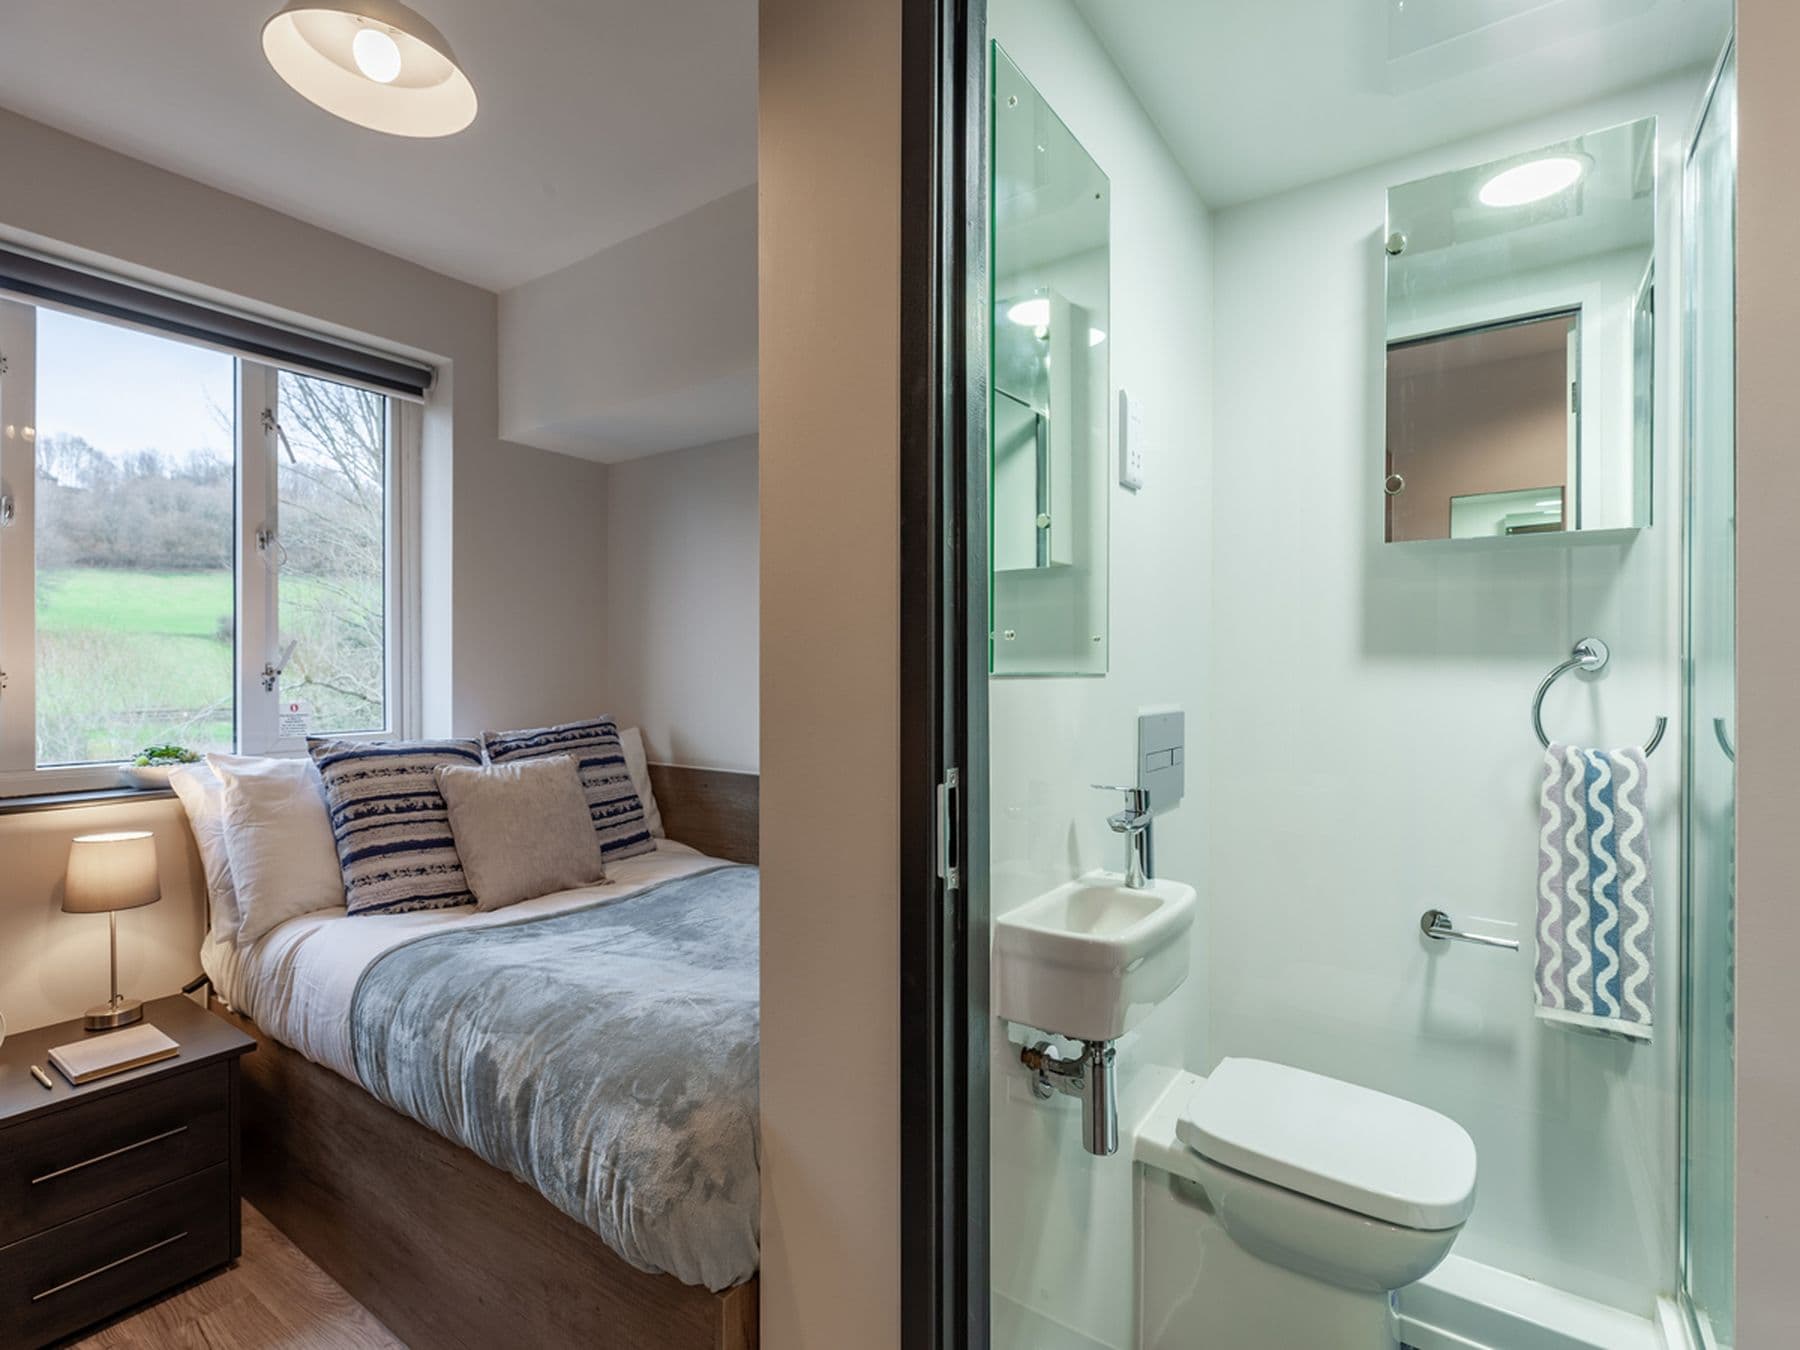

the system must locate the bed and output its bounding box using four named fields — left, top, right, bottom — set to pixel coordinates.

left=202, top=764, right=760, bottom=1350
